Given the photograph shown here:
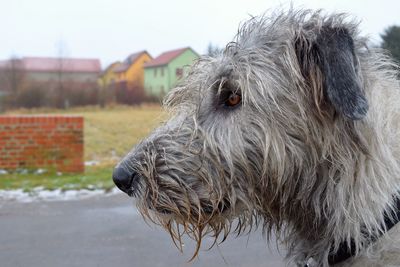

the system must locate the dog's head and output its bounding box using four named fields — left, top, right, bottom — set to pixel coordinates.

left=113, top=9, right=370, bottom=259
